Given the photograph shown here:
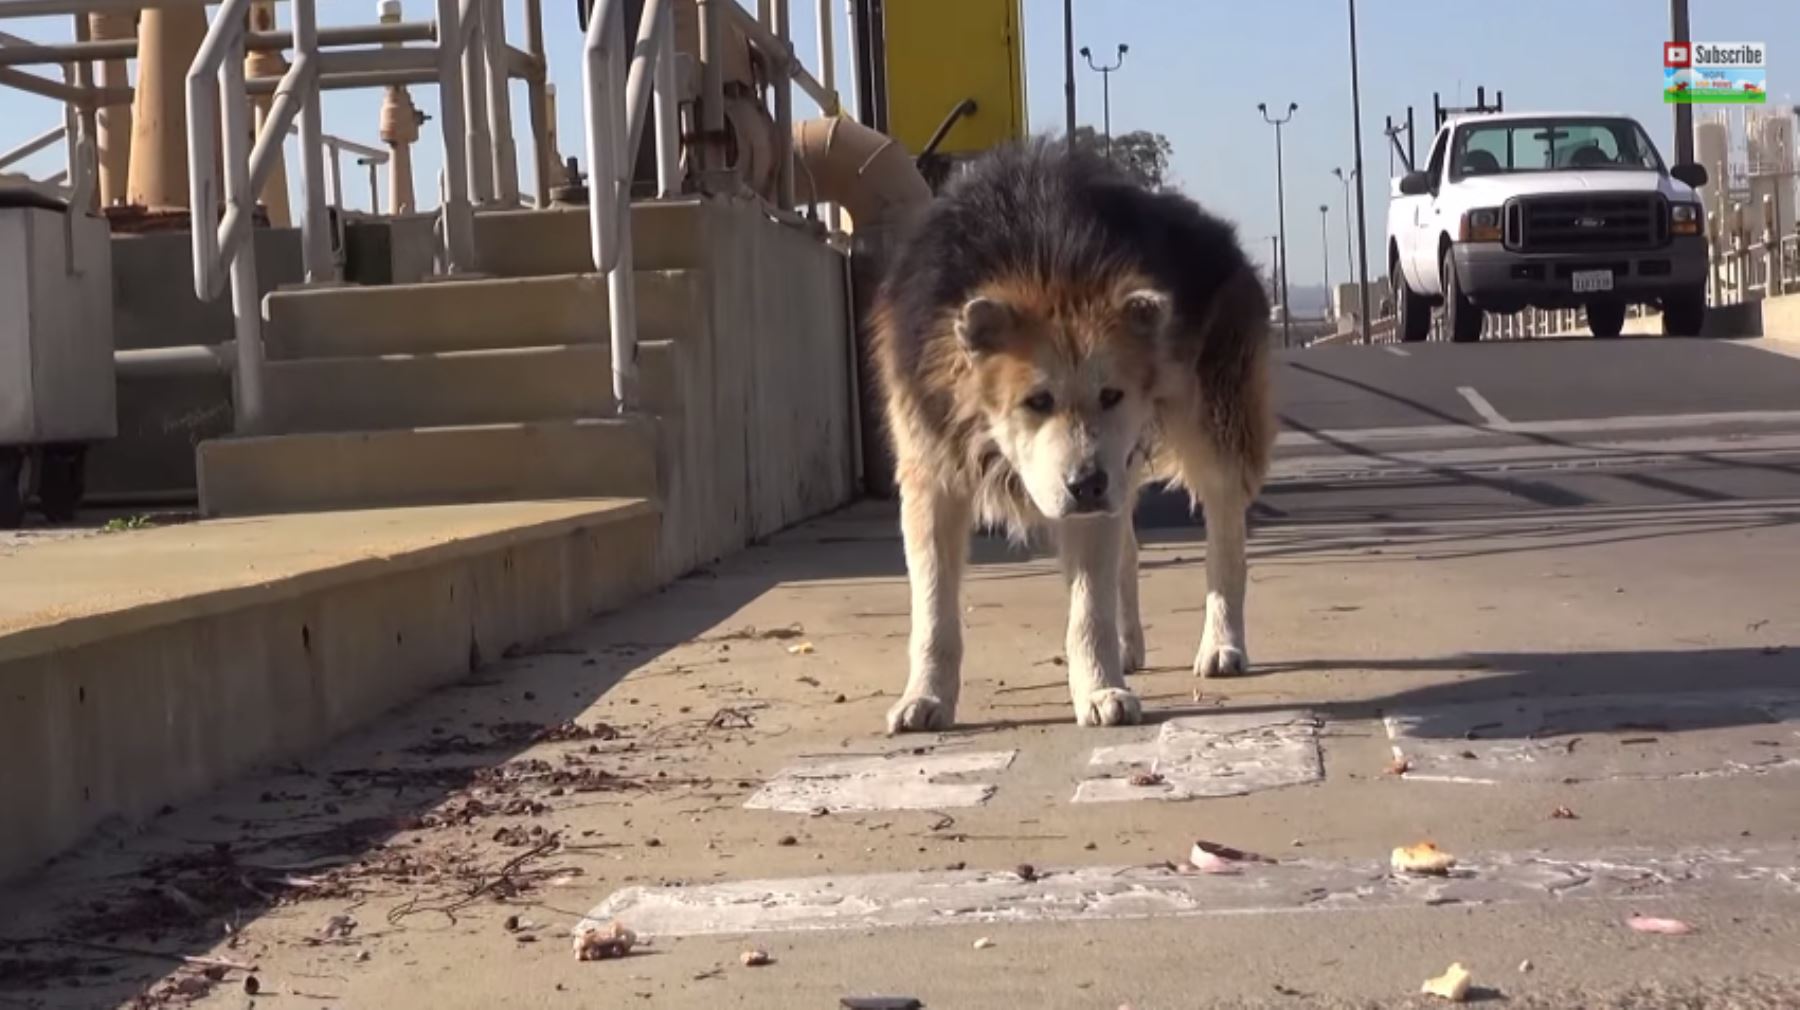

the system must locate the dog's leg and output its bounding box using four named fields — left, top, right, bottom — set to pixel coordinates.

left=1060, top=514, right=1143, bottom=726
left=1118, top=519, right=1146, bottom=673
left=1194, top=470, right=1251, bottom=678
left=886, top=473, right=973, bottom=733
